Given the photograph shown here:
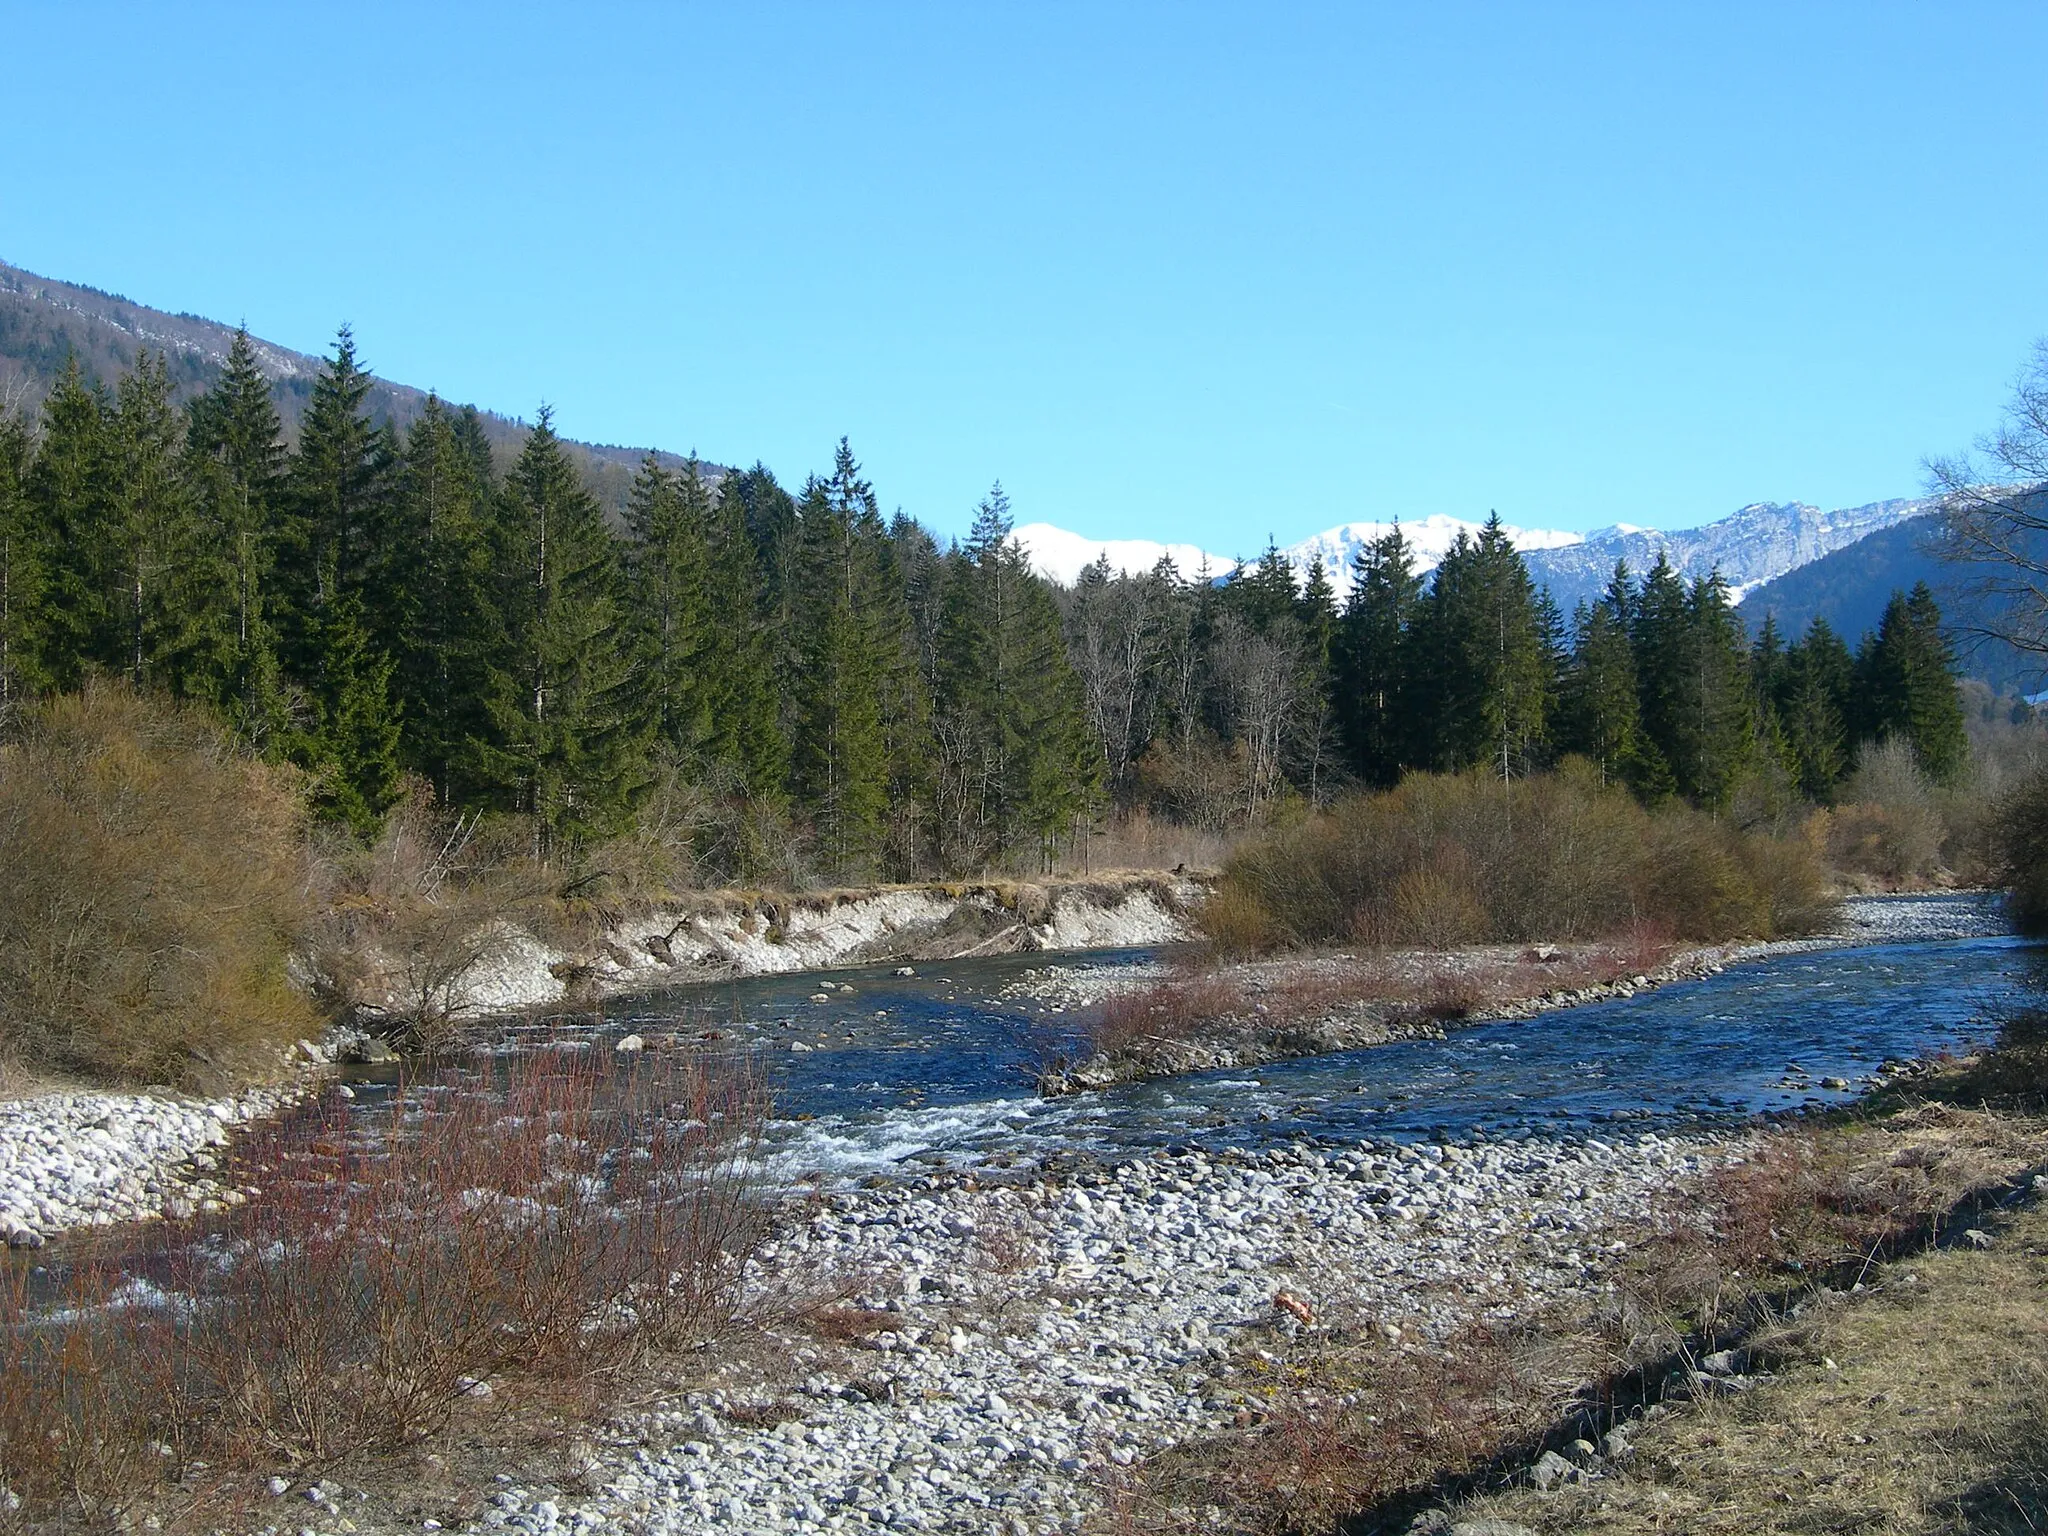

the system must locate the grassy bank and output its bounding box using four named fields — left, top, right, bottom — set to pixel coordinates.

left=1096, top=1016, right=2048, bottom=1536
